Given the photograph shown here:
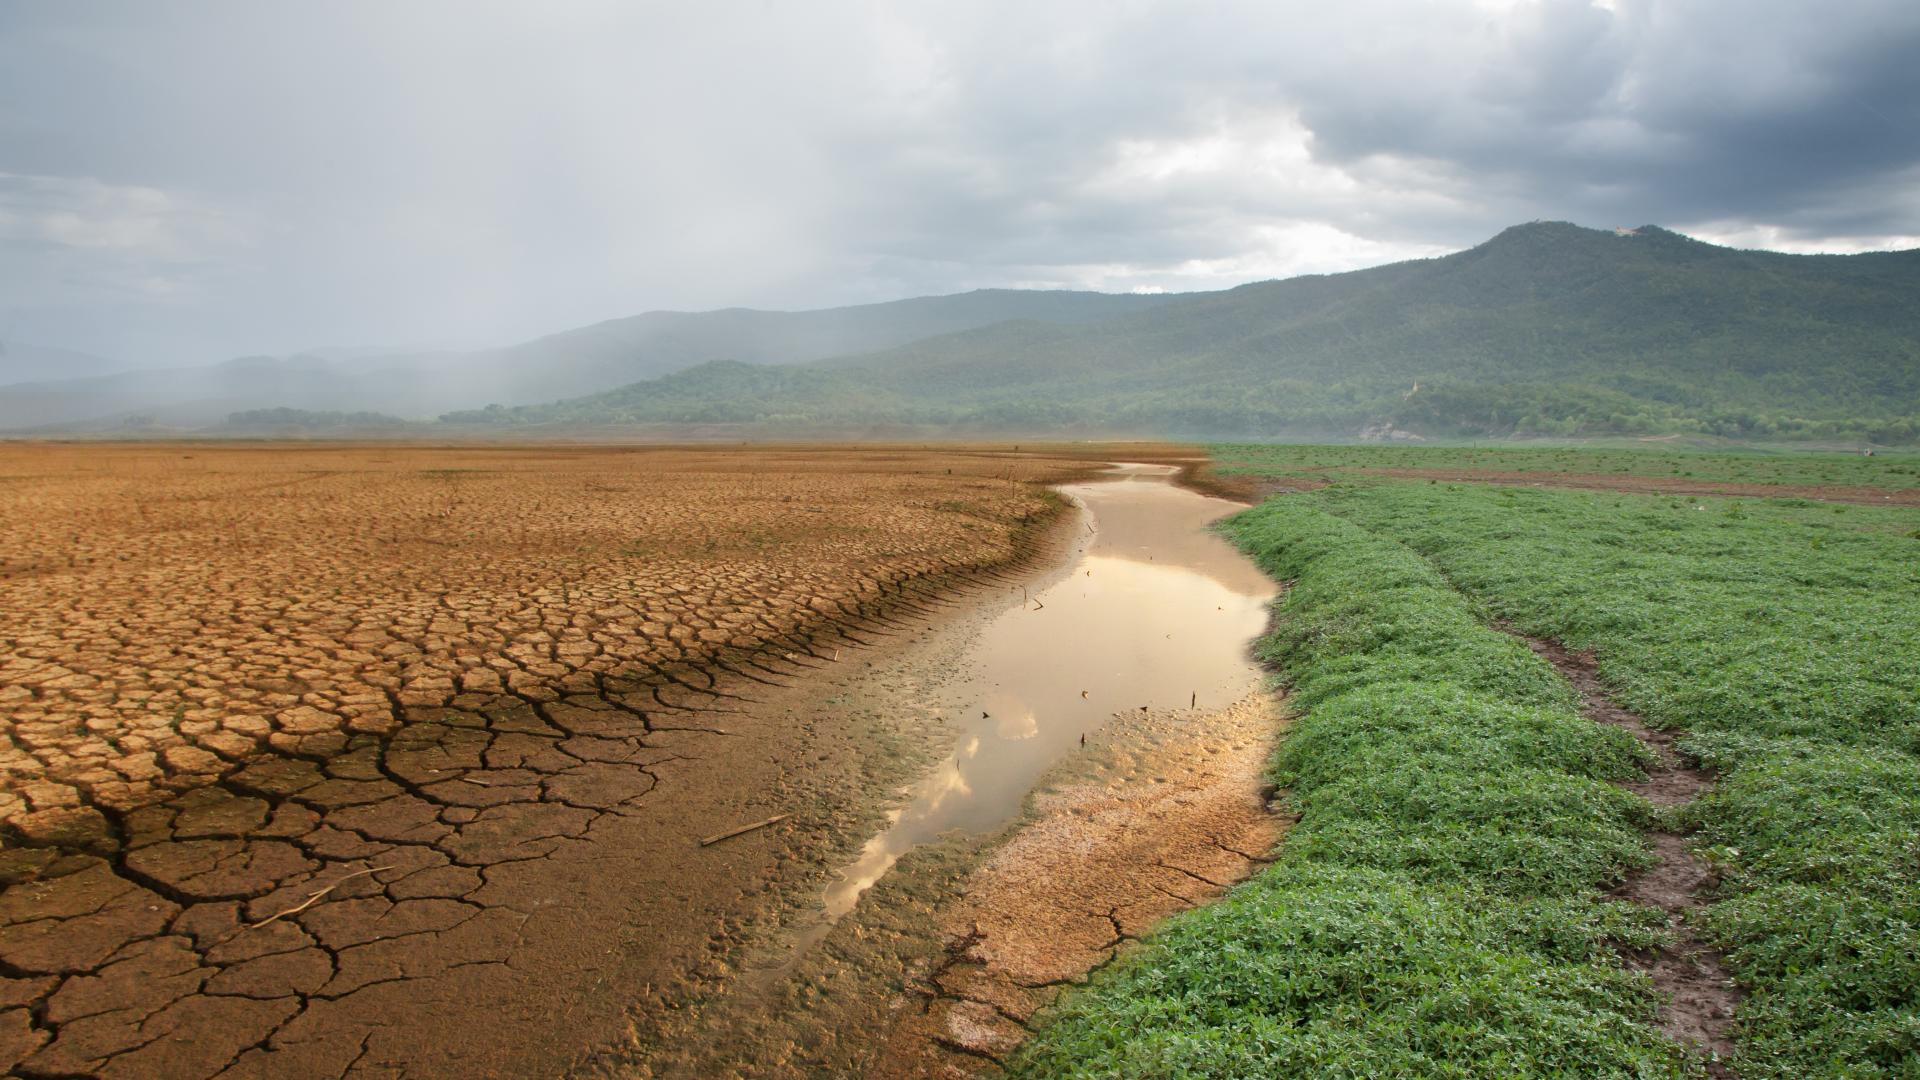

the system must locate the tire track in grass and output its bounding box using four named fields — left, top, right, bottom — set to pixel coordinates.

left=1009, top=500, right=1699, bottom=1079
left=1512, top=632, right=1742, bottom=1077
left=1293, top=479, right=1920, bottom=1075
